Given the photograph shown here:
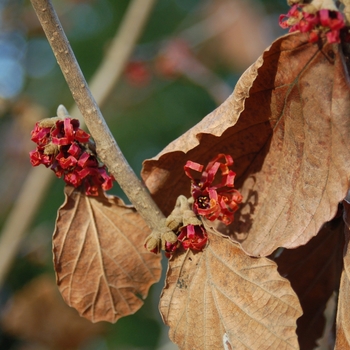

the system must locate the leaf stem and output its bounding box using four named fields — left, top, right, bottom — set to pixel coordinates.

left=30, top=0, right=166, bottom=232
